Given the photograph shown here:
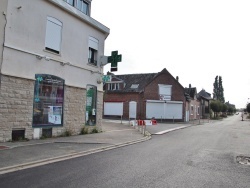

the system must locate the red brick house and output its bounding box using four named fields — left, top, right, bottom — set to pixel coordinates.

left=184, top=84, right=201, bottom=121
left=103, top=68, right=186, bottom=121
